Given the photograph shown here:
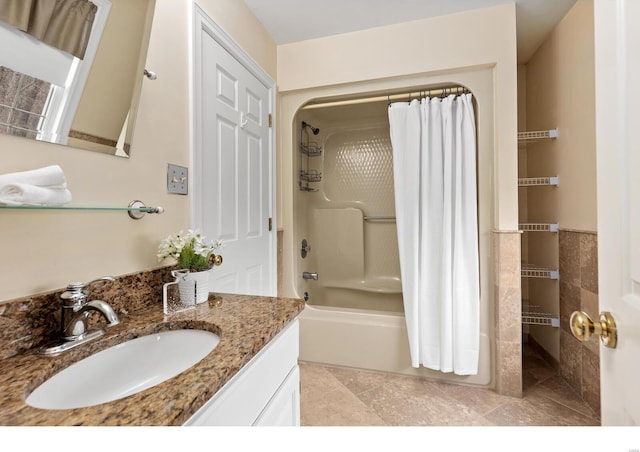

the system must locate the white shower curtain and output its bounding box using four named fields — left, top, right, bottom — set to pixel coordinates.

left=388, top=93, right=479, bottom=375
